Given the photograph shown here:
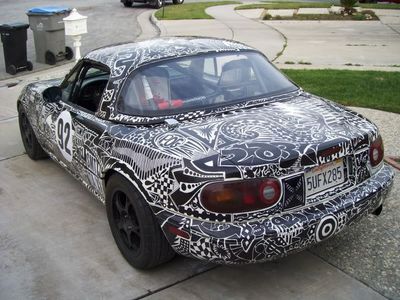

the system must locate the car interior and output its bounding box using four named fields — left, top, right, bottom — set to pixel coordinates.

left=118, top=51, right=296, bottom=116
left=50, top=63, right=110, bottom=113
left=72, top=66, right=110, bottom=112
